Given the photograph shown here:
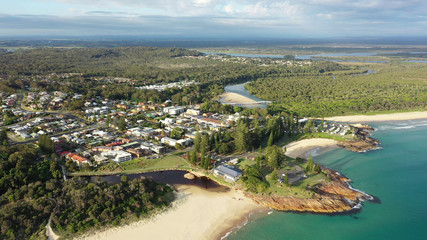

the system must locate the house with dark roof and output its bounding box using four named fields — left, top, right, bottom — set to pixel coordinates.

left=214, top=165, right=243, bottom=182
